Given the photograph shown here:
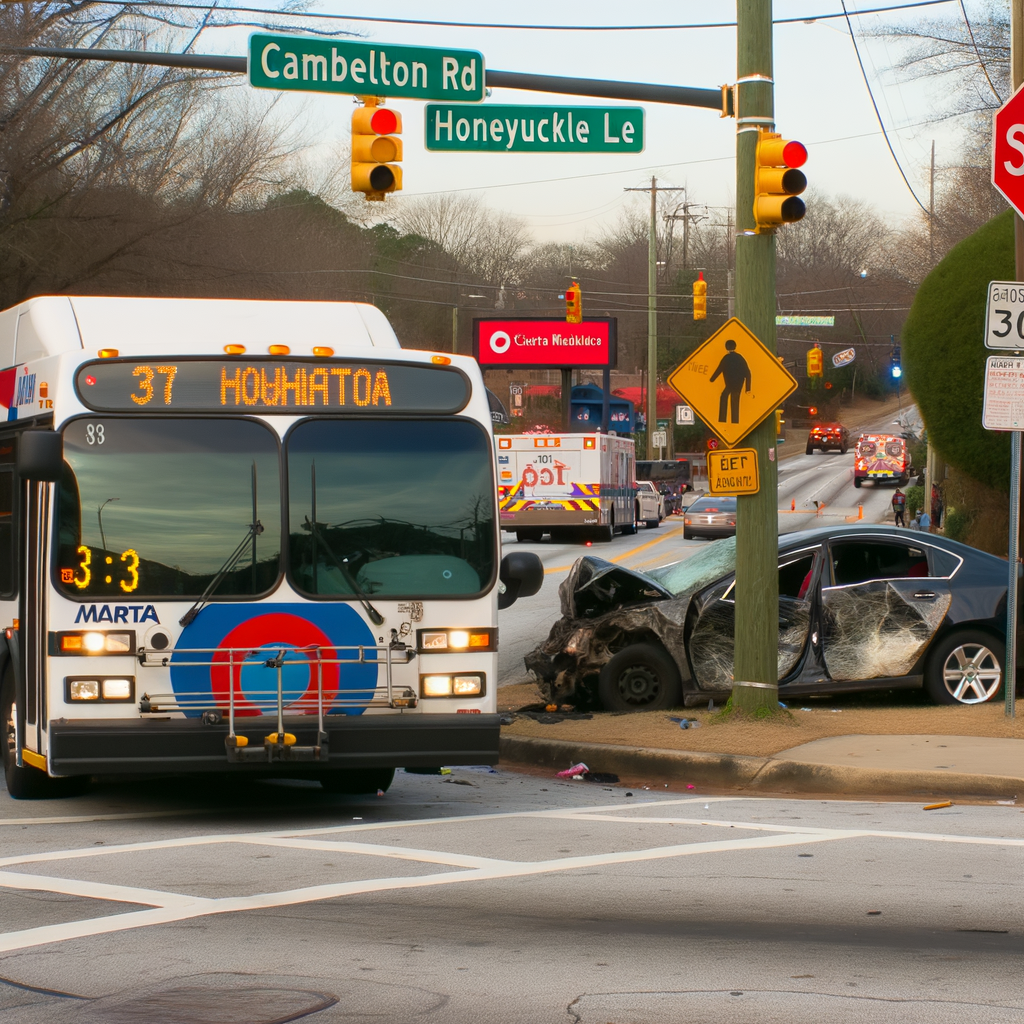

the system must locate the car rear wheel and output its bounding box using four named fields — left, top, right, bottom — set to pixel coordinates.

left=805, top=442, right=814, bottom=455
left=840, top=444, right=848, bottom=454
left=926, top=632, right=1005, bottom=705
left=598, top=644, right=682, bottom=713
left=320, top=767, right=395, bottom=794
left=645, top=515, right=660, bottom=529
